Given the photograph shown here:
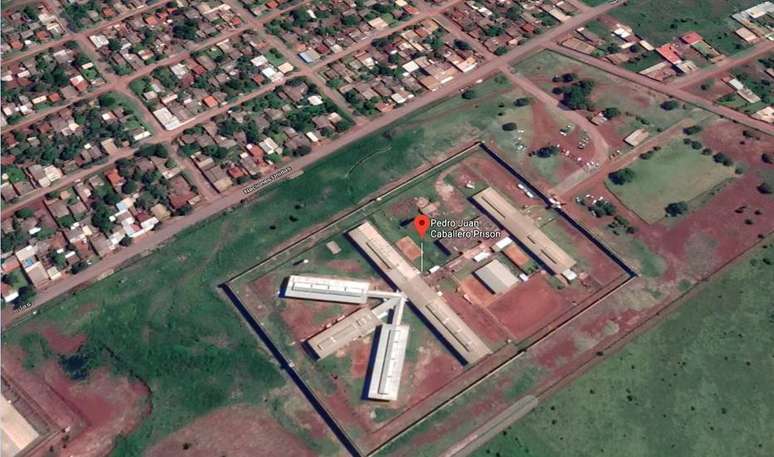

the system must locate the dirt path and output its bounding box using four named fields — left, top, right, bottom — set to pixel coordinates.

left=546, top=43, right=774, bottom=135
